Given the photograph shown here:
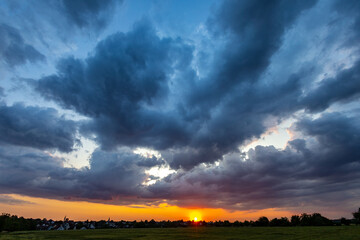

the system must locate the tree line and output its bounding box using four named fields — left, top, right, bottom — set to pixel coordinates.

left=1, top=208, right=360, bottom=232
